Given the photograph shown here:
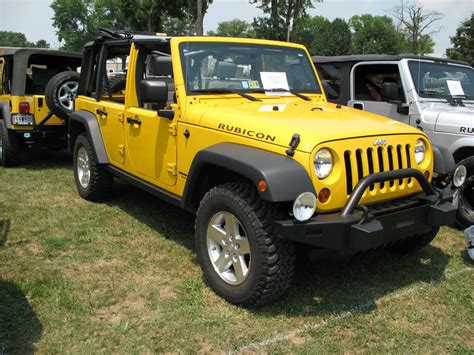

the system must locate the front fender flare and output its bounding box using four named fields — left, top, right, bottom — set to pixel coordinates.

left=183, top=143, right=315, bottom=208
